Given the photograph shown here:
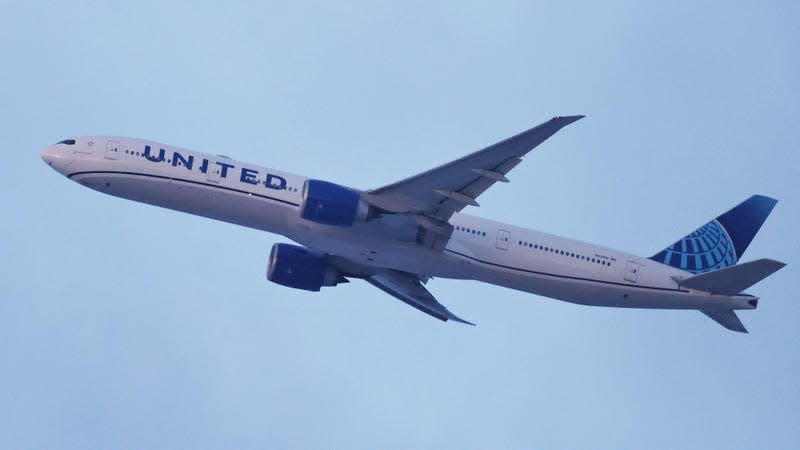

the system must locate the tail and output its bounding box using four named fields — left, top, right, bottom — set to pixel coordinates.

left=651, top=195, right=784, bottom=333
left=680, top=259, right=786, bottom=333
left=650, top=195, right=778, bottom=274
left=677, top=258, right=786, bottom=296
